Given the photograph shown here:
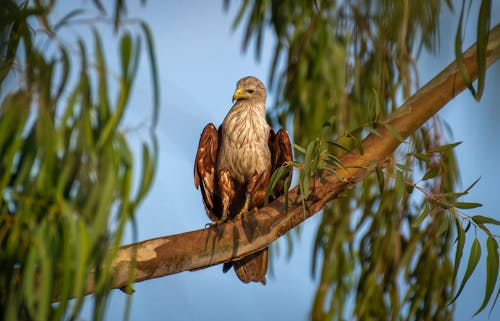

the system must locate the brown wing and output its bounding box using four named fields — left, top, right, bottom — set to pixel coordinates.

left=194, top=123, right=220, bottom=222
left=268, top=128, right=293, bottom=199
